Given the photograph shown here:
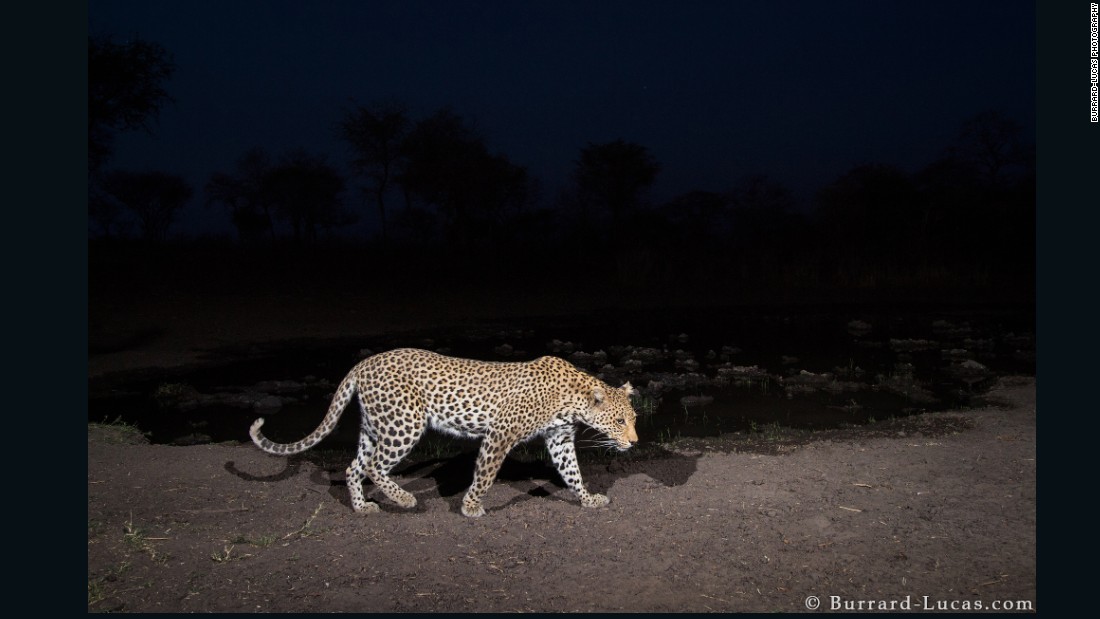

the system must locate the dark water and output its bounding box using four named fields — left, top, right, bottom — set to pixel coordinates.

left=88, top=304, right=1034, bottom=448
